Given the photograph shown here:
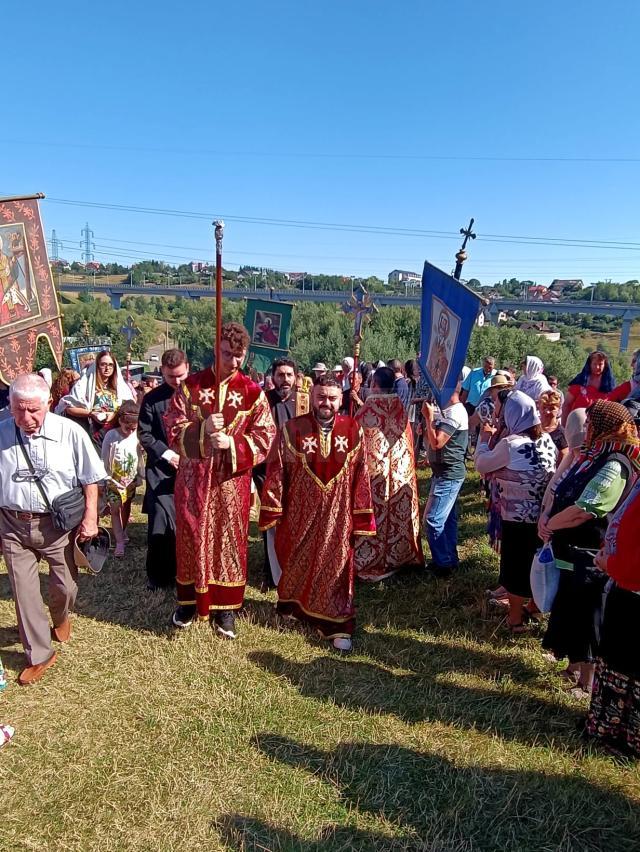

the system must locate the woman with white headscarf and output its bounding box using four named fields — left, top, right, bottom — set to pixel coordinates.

left=475, top=391, right=557, bottom=632
left=515, top=355, right=551, bottom=402
left=56, top=350, right=134, bottom=449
